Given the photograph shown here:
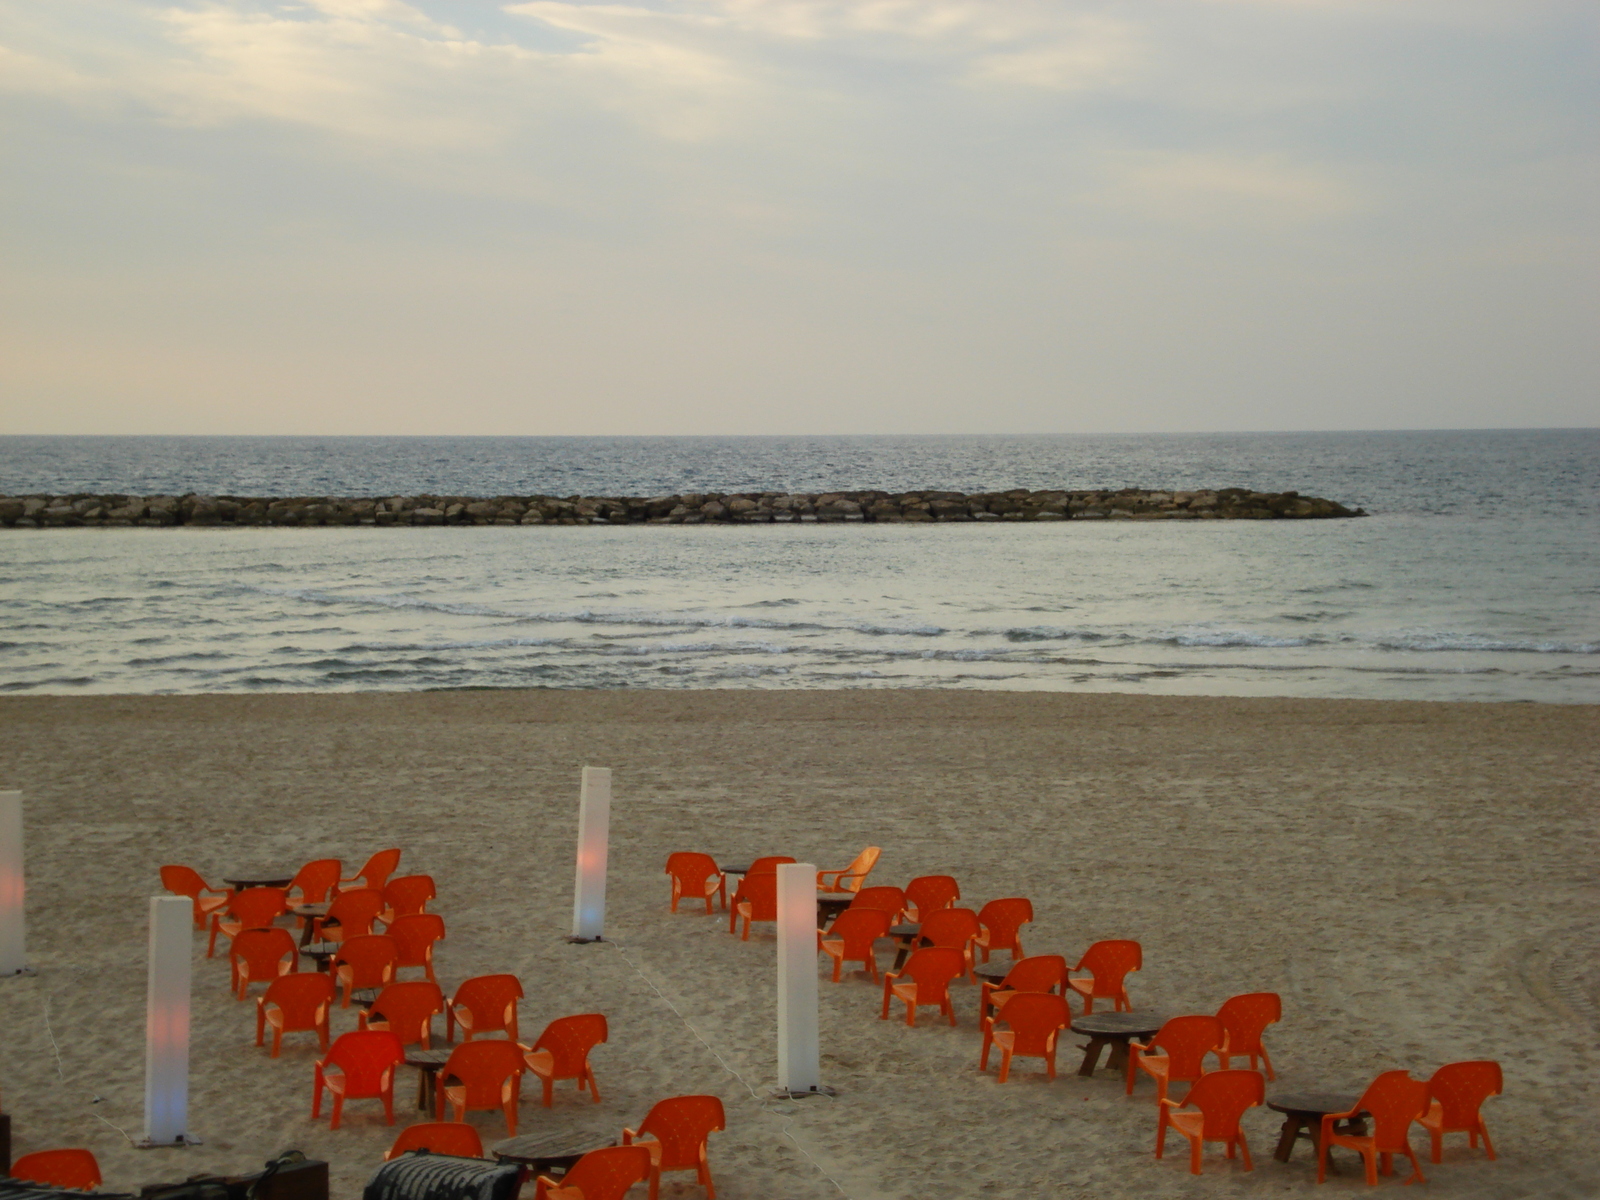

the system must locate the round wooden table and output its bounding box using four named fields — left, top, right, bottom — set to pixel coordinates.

left=405, top=1048, right=452, bottom=1113
left=972, top=962, right=1011, bottom=986
left=1070, top=1012, right=1164, bottom=1077
left=223, top=870, right=294, bottom=890
left=816, top=893, right=853, bottom=928
left=887, top=923, right=923, bottom=970
left=299, top=941, right=339, bottom=973
left=1266, top=1091, right=1366, bottom=1163
left=292, top=902, right=329, bottom=946
left=492, top=1132, right=617, bottom=1178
